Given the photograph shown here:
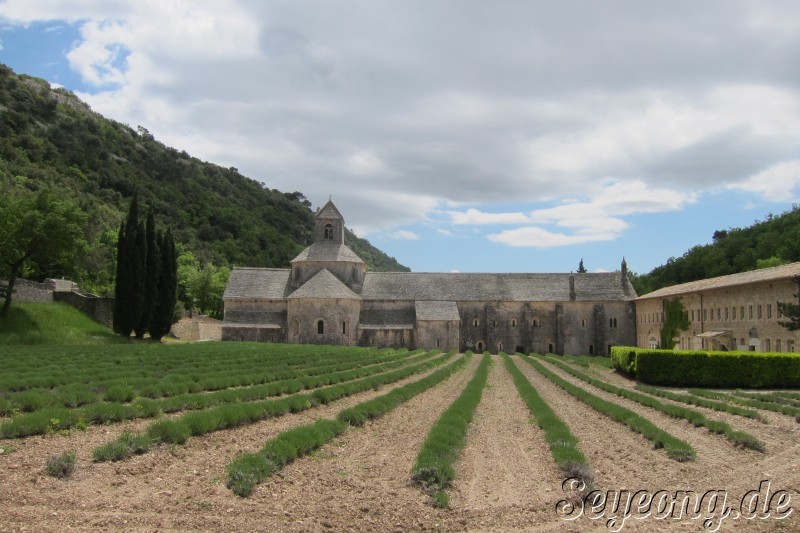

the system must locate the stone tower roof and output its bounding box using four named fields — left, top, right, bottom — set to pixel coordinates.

left=316, top=199, right=344, bottom=221
left=290, top=242, right=365, bottom=264
left=287, top=268, right=361, bottom=300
